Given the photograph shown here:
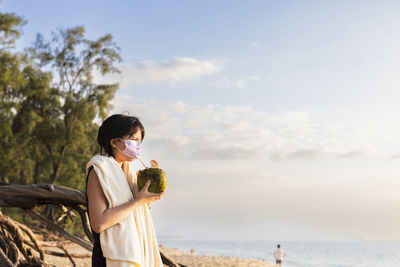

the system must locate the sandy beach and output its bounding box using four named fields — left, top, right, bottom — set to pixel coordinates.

left=34, top=239, right=274, bottom=267
left=160, top=246, right=275, bottom=267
